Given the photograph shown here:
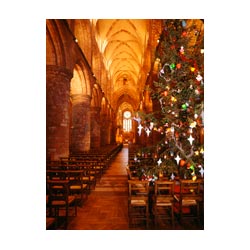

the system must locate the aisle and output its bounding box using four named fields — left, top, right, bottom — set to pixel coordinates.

left=67, top=145, right=129, bottom=230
